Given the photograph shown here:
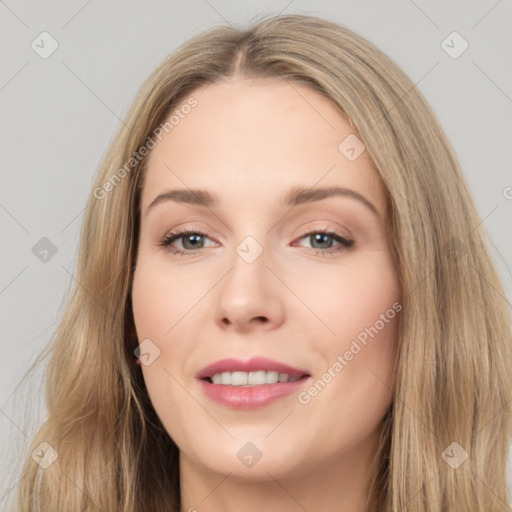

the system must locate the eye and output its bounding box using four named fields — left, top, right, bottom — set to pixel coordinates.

left=157, top=229, right=216, bottom=256
left=293, top=229, right=355, bottom=256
